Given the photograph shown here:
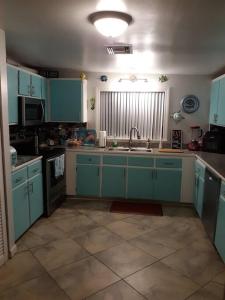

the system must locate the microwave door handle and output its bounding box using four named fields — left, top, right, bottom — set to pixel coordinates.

left=21, top=97, right=26, bottom=126
left=41, top=102, right=45, bottom=122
